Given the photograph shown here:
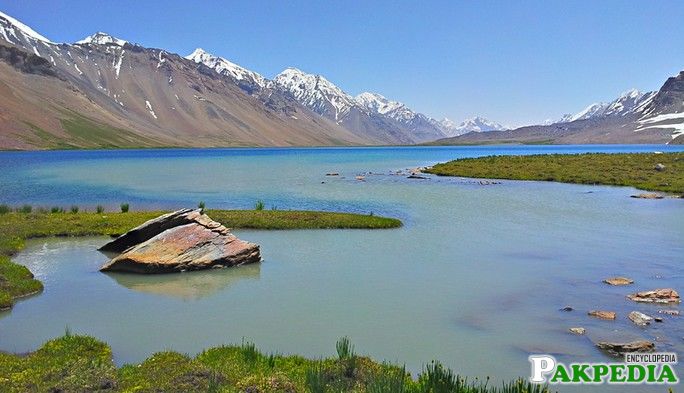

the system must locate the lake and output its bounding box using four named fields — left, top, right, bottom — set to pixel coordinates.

left=1, top=145, right=682, bottom=392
